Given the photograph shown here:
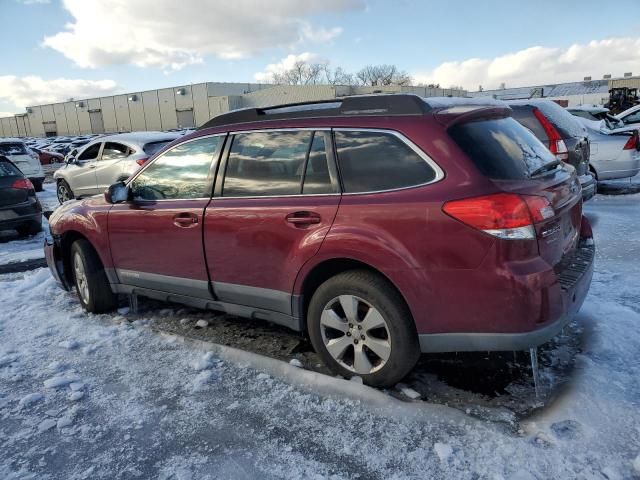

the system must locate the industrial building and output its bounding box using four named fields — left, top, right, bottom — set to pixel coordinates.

left=469, top=73, right=640, bottom=106
left=0, top=82, right=466, bottom=138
